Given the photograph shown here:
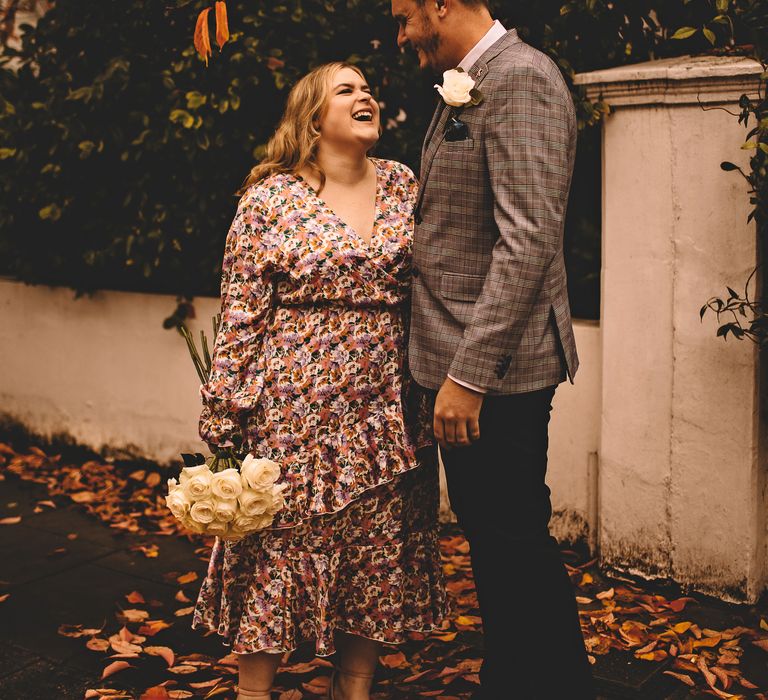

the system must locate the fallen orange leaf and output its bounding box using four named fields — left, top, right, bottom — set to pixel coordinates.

left=145, top=645, right=175, bottom=667
left=86, top=637, right=110, bottom=652
left=0, top=516, right=21, bottom=525
left=663, top=671, right=695, bottom=686
left=70, top=491, right=95, bottom=503
left=101, top=660, right=132, bottom=679
left=125, top=591, right=145, bottom=604
left=379, top=651, right=407, bottom=669
left=139, top=687, right=170, bottom=700
left=139, top=619, right=172, bottom=636
left=189, top=678, right=223, bottom=689
left=177, top=571, right=198, bottom=584
left=175, top=606, right=195, bottom=617
left=120, top=609, right=150, bottom=623
left=168, top=664, right=198, bottom=674
left=278, top=691, right=303, bottom=700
